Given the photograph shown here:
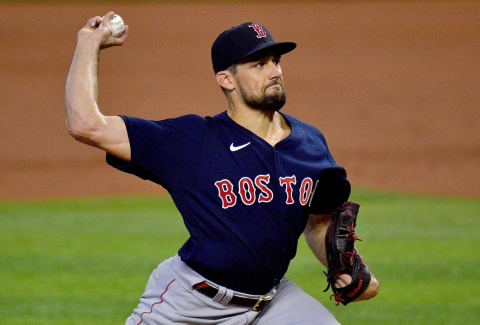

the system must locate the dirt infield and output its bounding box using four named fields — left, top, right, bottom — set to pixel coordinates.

left=1, top=1, right=479, bottom=199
